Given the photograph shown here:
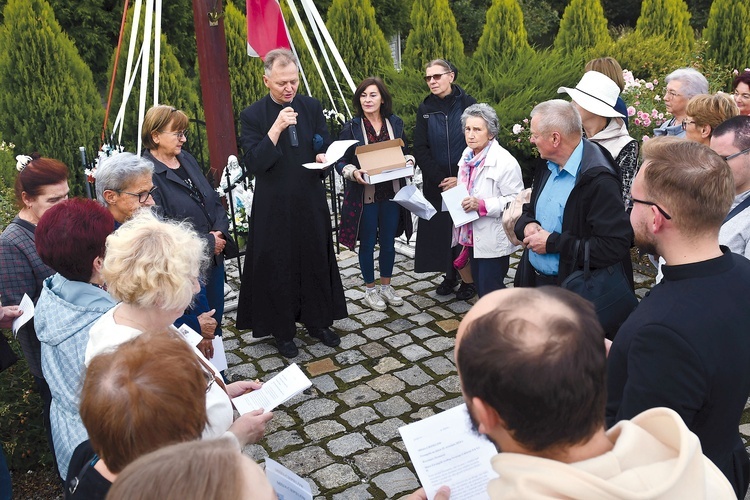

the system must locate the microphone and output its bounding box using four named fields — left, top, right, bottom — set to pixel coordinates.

left=283, top=103, right=299, bottom=148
